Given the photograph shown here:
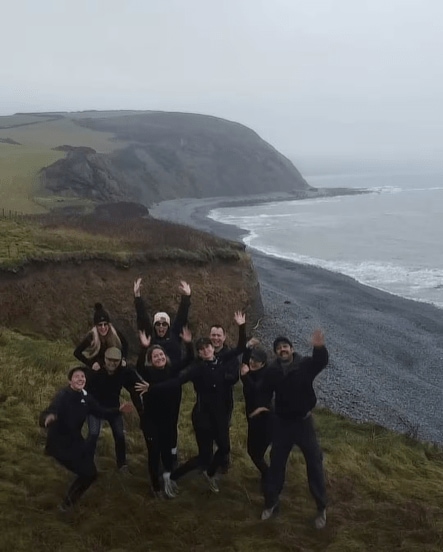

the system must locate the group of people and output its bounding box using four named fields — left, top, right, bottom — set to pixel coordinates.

left=40, top=278, right=329, bottom=528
